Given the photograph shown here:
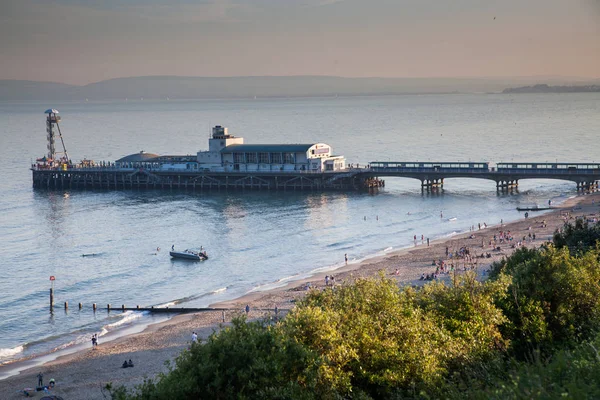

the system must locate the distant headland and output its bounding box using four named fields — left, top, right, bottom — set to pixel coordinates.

left=503, top=84, right=600, bottom=94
